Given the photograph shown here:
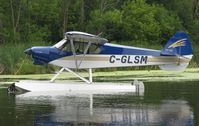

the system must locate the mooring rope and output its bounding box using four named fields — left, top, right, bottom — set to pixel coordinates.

left=14, top=54, right=28, bottom=75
